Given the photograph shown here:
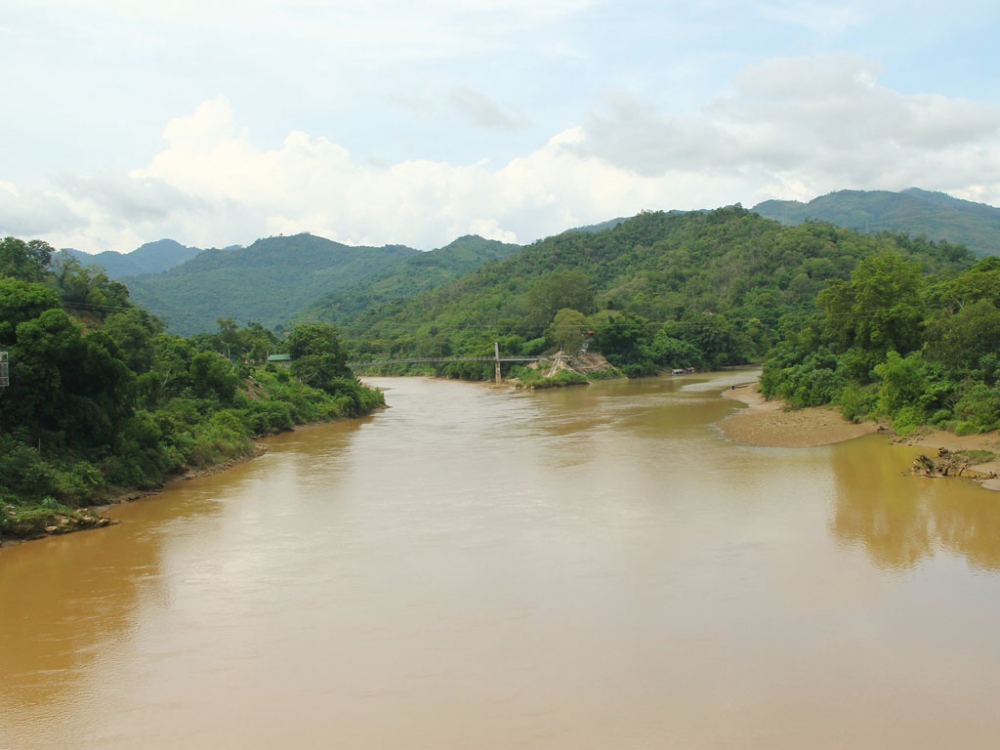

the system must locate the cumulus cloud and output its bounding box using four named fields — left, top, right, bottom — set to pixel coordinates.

left=7, top=53, right=1000, bottom=255
left=48, top=97, right=674, bottom=252
left=54, top=173, right=206, bottom=223
left=0, top=182, right=85, bottom=238
left=575, top=54, right=1000, bottom=196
